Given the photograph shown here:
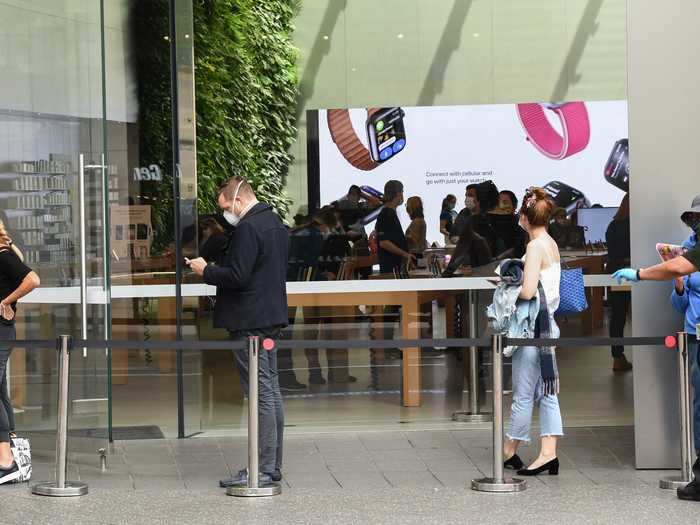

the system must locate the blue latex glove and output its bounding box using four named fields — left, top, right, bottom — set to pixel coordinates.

left=612, top=268, right=638, bottom=284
